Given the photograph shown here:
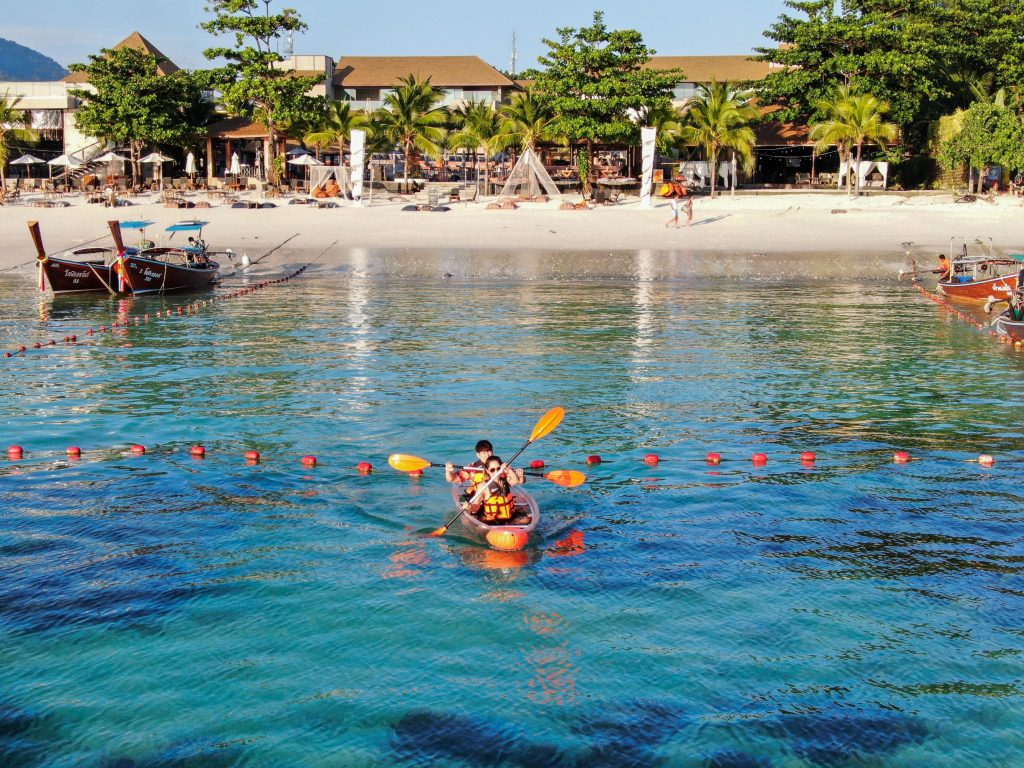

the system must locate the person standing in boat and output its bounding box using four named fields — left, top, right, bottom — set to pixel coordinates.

left=933, top=254, right=951, bottom=282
